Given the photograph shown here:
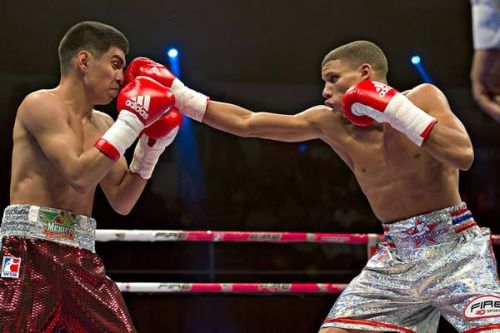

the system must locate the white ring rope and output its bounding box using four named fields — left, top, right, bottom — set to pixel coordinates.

left=103, top=230, right=499, bottom=294
left=96, top=230, right=500, bottom=244
left=96, top=229, right=383, bottom=244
